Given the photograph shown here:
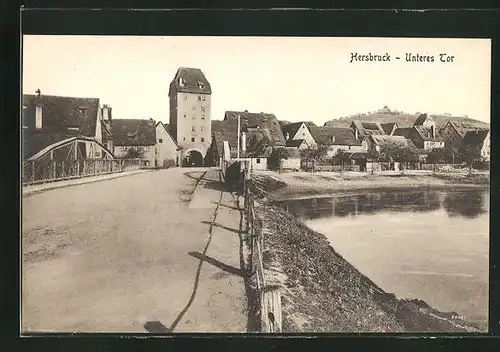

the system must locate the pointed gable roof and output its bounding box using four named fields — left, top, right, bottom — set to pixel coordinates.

left=310, top=126, right=361, bottom=146
left=169, top=67, right=212, bottom=96
left=381, top=122, right=398, bottom=135
left=462, top=129, right=490, bottom=148
left=224, top=110, right=286, bottom=146
left=156, top=121, right=179, bottom=148
left=350, top=120, right=386, bottom=137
